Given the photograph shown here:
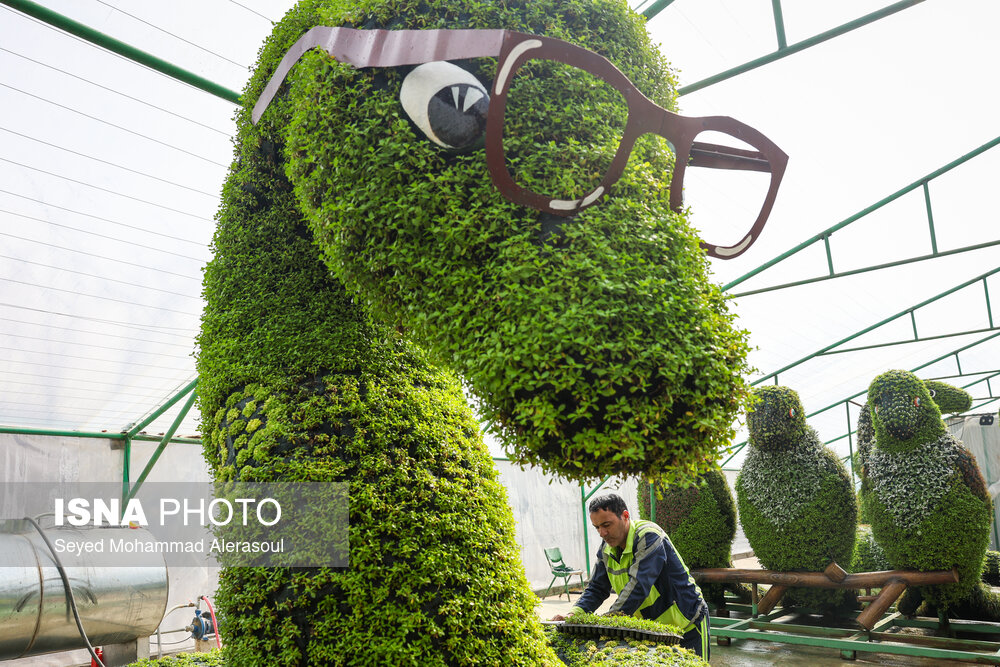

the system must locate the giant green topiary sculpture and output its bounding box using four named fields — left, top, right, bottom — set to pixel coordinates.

left=736, top=386, right=857, bottom=609
left=862, top=369, right=994, bottom=615
left=639, top=468, right=751, bottom=607
left=198, top=0, right=753, bottom=663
